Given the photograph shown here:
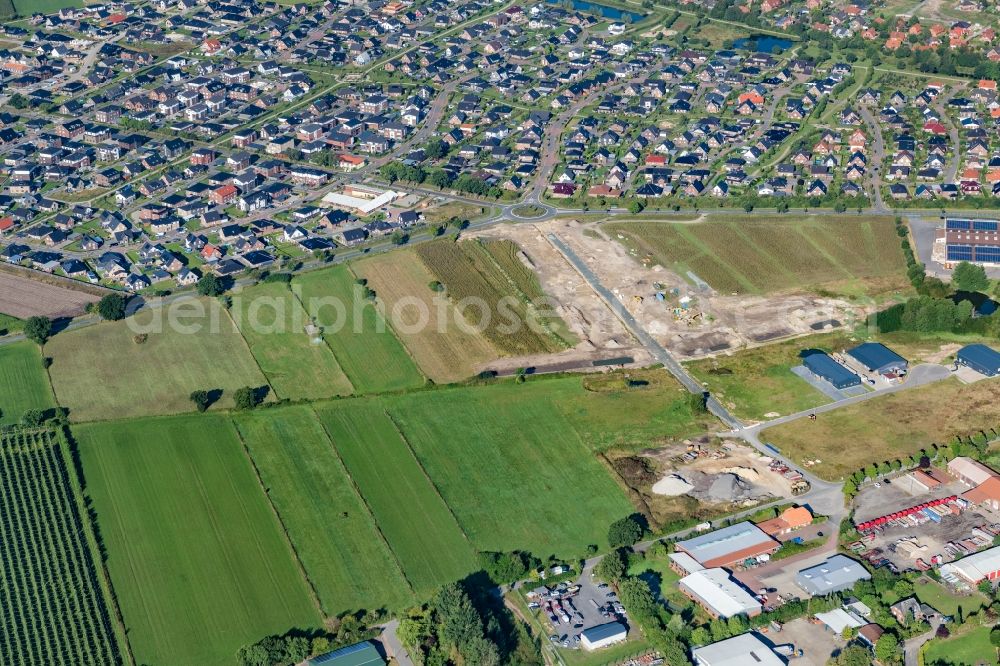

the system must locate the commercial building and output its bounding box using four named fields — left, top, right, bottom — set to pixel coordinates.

left=580, top=622, right=627, bottom=650
left=845, top=342, right=907, bottom=377
left=814, top=607, right=866, bottom=634
left=957, top=344, right=1000, bottom=377
left=669, top=551, right=705, bottom=576
left=691, top=632, right=784, bottom=666
left=674, top=522, right=780, bottom=569
left=940, top=545, right=1000, bottom=584
left=802, top=351, right=861, bottom=389
left=948, top=457, right=999, bottom=487
left=935, top=218, right=1000, bottom=266
left=795, top=554, right=871, bottom=596
left=679, top=568, right=762, bottom=619
left=757, top=506, right=813, bottom=537
left=308, top=641, right=385, bottom=666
